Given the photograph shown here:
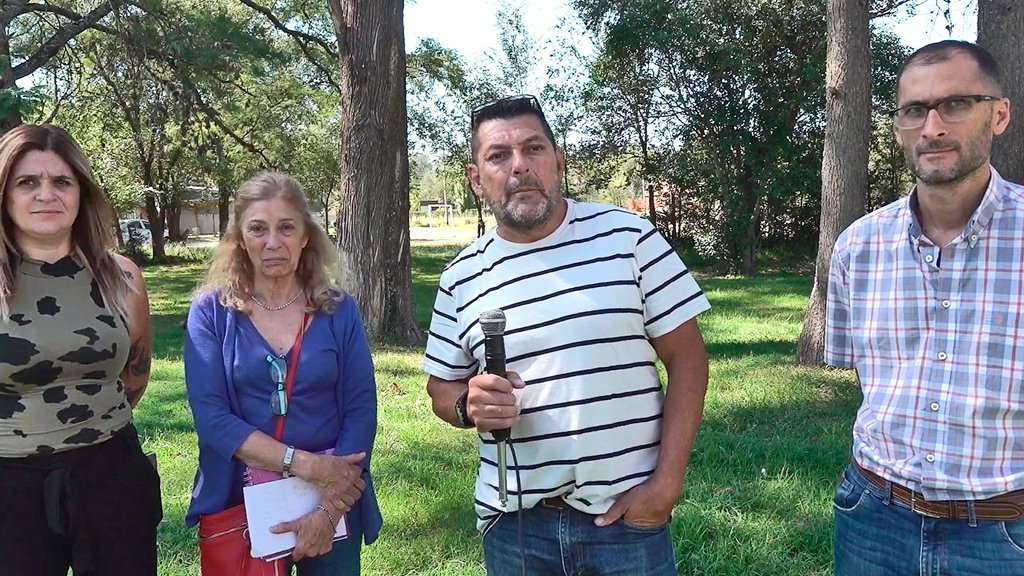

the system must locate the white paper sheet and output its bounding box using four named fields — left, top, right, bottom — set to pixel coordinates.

left=243, top=476, right=349, bottom=560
